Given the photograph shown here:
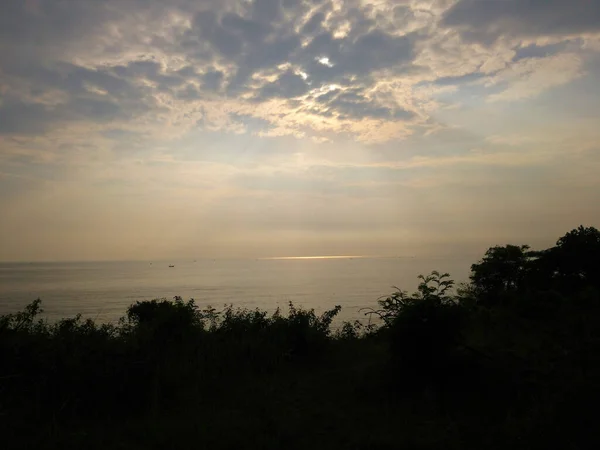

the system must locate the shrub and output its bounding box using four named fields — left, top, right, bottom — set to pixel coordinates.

left=268, top=302, right=341, bottom=361
left=123, top=296, right=204, bottom=344
left=365, top=272, right=470, bottom=388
